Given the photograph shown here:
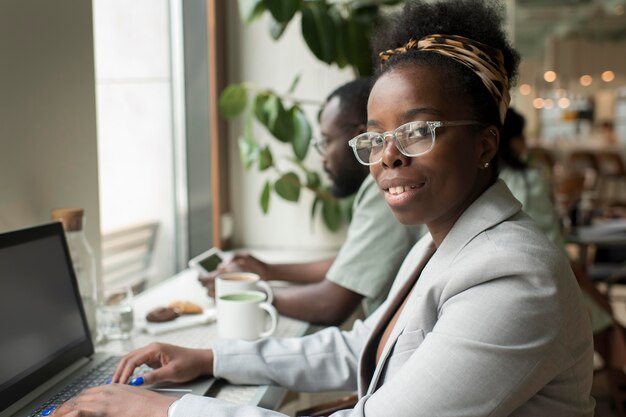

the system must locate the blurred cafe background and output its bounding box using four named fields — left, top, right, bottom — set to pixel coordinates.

left=511, top=0, right=626, bottom=232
